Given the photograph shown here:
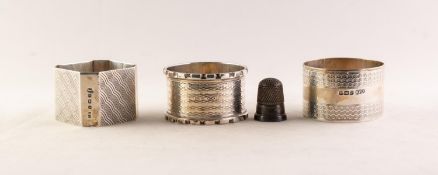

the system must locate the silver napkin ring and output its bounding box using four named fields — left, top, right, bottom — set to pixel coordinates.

left=55, top=60, right=137, bottom=127
left=303, top=58, right=384, bottom=122
left=164, top=62, right=248, bottom=125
